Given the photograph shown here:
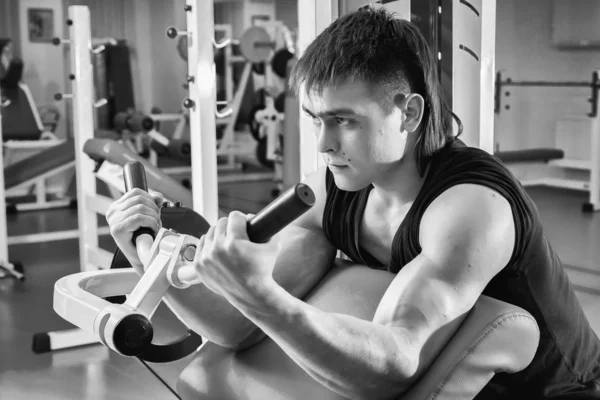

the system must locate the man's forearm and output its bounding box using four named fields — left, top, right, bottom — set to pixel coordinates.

left=229, top=280, right=418, bottom=400
left=163, top=285, right=263, bottom=350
